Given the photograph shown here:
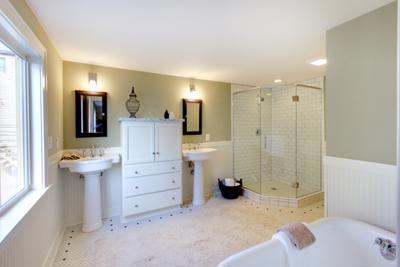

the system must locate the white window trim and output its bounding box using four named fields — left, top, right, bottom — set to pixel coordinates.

left=0, top=0, right=47, bottom=216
